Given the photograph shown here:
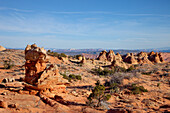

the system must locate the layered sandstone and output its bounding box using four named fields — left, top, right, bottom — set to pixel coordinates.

left=97, top=50, right=107, bottom=61
left=24, top=44, right=68, bottom=92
